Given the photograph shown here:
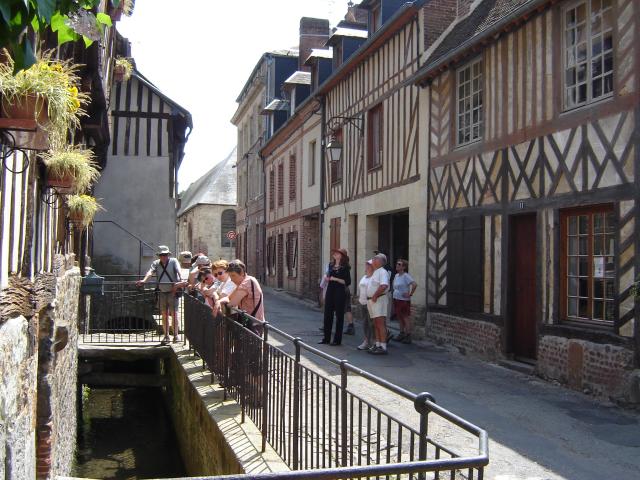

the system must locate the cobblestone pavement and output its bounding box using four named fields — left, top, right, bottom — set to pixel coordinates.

left=261, top=288, right=640, bottom=480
